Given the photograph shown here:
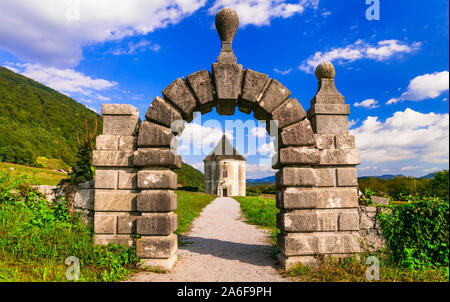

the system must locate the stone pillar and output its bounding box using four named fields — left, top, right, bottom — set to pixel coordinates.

left=276, top=62, right=361, bottom=270
left=92, top=104, right=141, bottom=247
